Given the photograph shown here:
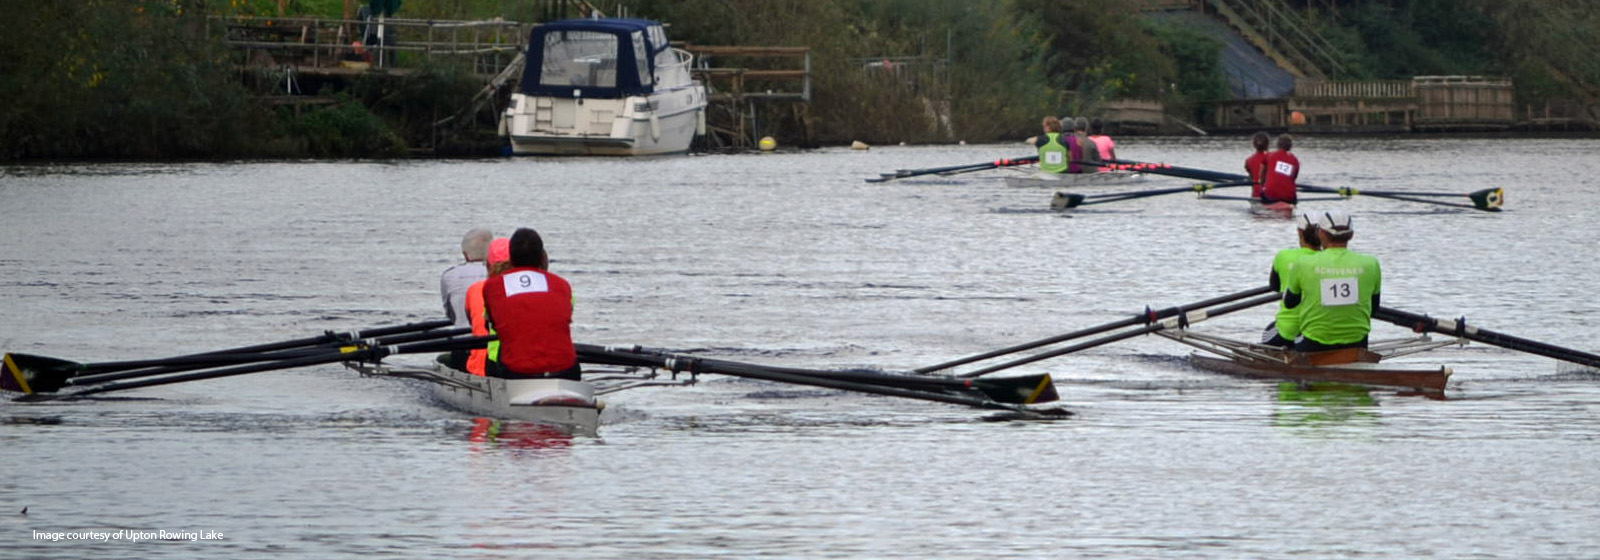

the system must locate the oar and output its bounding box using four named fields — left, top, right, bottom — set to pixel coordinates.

left=8, top=319, right=454, bottom=377
left=13, top=336, right=494, bottom=401
left=586, top=344, right=1057, bottom=405
left=914, top=285, right=1275, bottom=375
left=3, top=322, right=466, bottom=394
left=1297, top=185, right=1504, bottom=211
left=577, top=344, right=1068, bottom=415
left=1374, top=307, right=1600, bottom=369
left=56, top=327, right=473, bottom=389
left=1103, top=159, right=1504, bottom=212
left=1052, top=182, right=1251, bottom=210
left=954, top=292, right=1282, bottom=377
left=866, top=156, right=1038, bottom=183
